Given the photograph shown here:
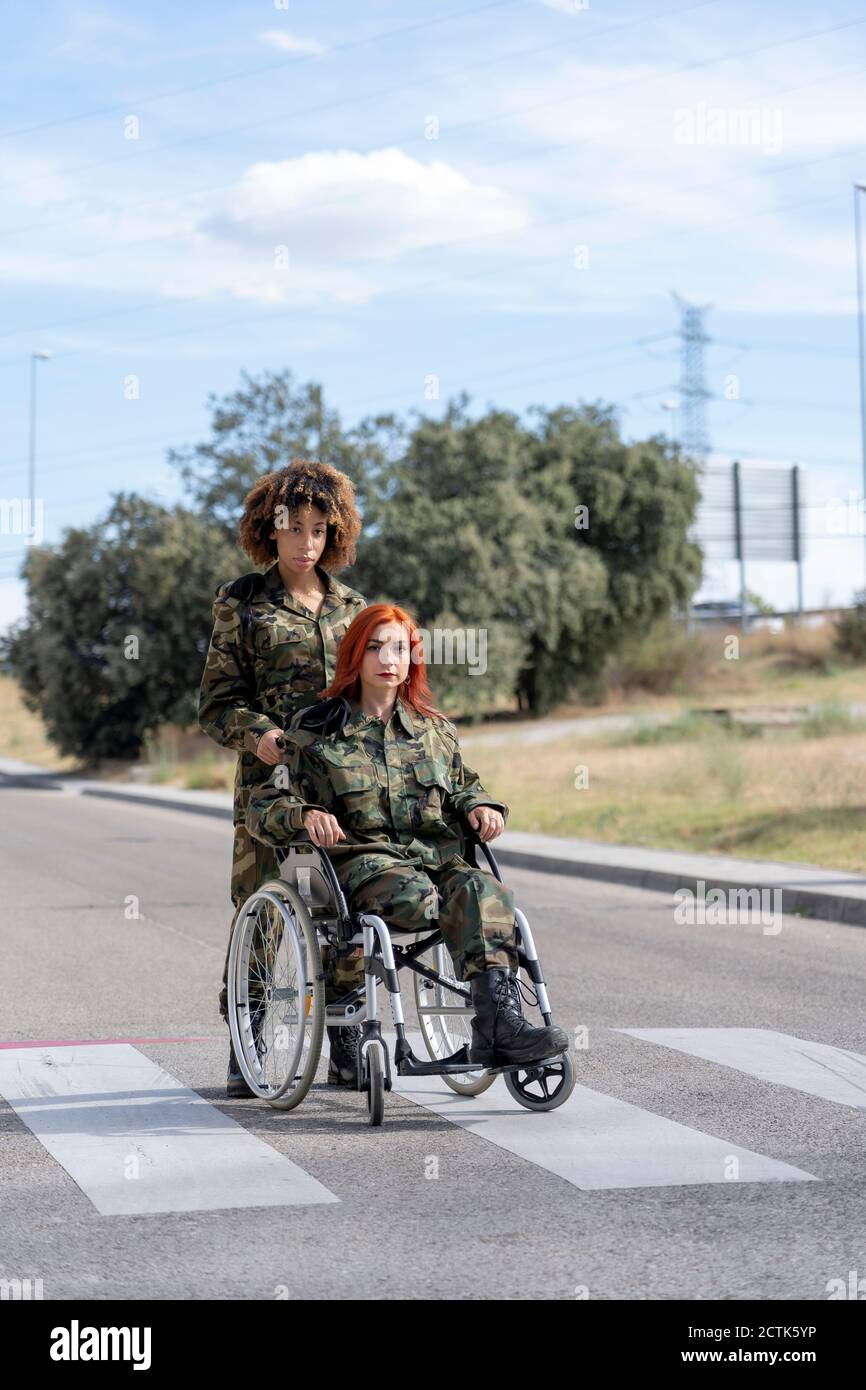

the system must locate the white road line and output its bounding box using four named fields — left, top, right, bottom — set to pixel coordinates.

left=0, top=1044, right=339, bottom=1216
left=384, top=1034, right=816, bottom=1191
left=617, top=1028, right=866, bottom=1109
